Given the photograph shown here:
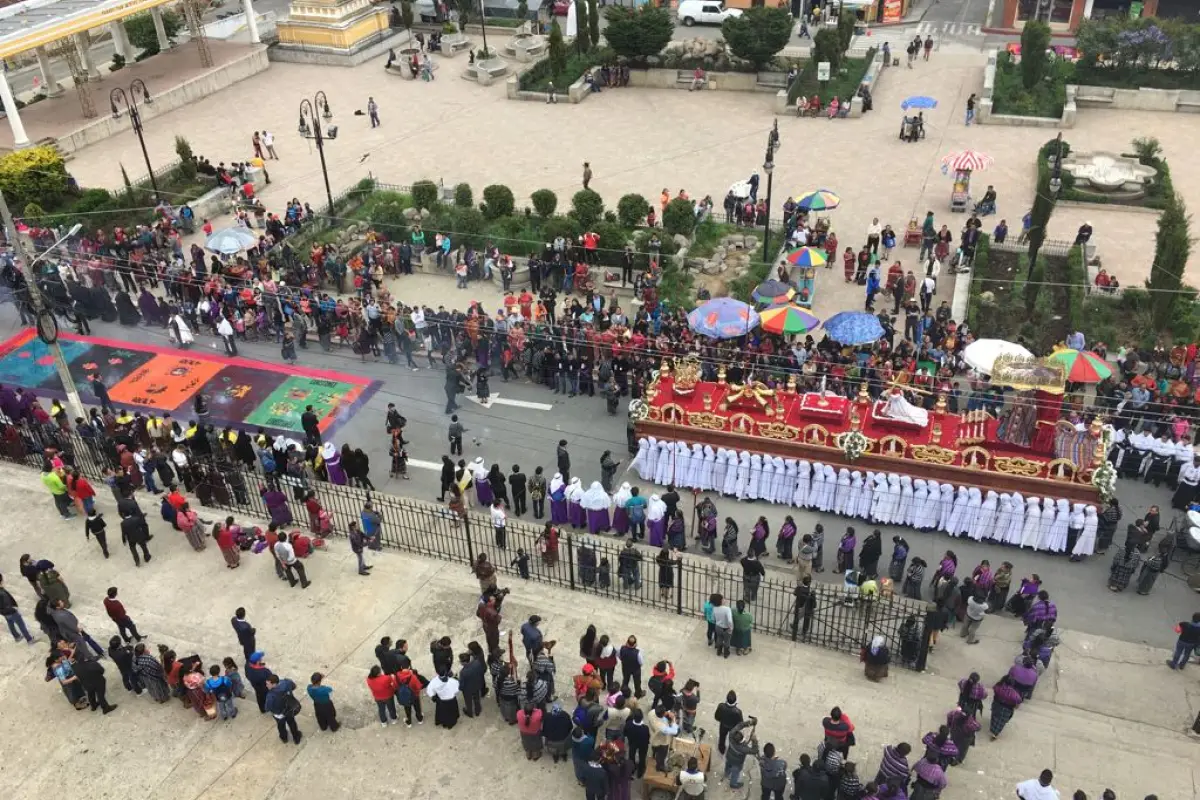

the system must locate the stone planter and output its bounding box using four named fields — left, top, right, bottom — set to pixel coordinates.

left=385, top=46, right=422, bottom=79
left=463, top=56, right=509, bottom=85
left=501, top=31, right=546, bottom=63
